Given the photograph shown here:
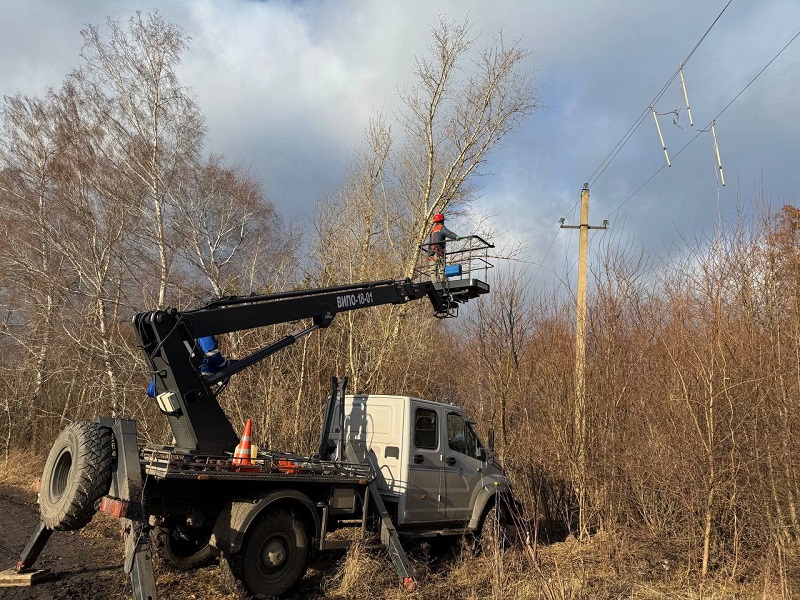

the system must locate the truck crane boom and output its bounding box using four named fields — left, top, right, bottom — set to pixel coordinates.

left=7, top=188, right=502, bottom=598
left=134, top=278, right=488, bottom=454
